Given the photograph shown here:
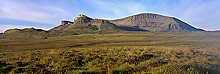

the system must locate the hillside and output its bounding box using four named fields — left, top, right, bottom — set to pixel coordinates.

left=110, top=13, right=204, bottom=32
left=50, top=14, right=121, bottom=34
left=50, top=13, right=204, bottom=33
left=1, top=13, right=205, bottom=36
left=1, top=28, right=47, bottom=39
